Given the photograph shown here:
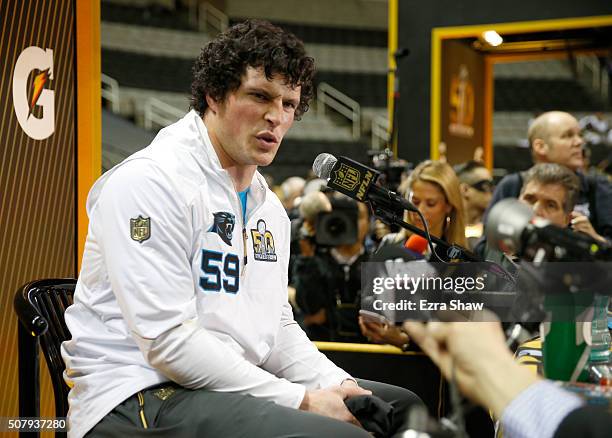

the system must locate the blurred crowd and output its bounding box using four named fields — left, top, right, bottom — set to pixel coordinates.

left=269, top=110, right=612, bottom=346
left=579, top=112, right=612, bottom=147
